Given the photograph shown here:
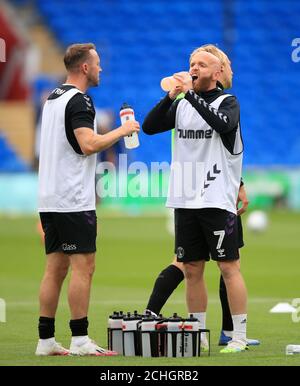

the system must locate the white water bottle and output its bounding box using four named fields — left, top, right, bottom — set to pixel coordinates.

left=119, top=103, right=139, bottom=149
left=141, top=315, right=157, bottom=357
left=183, top=314, right=200, bottom=357
left=122, top=312, right=141, bottom=356
left=166, top=313, right=183, bottom=357
left=108, top=311, right=124, bottom=354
